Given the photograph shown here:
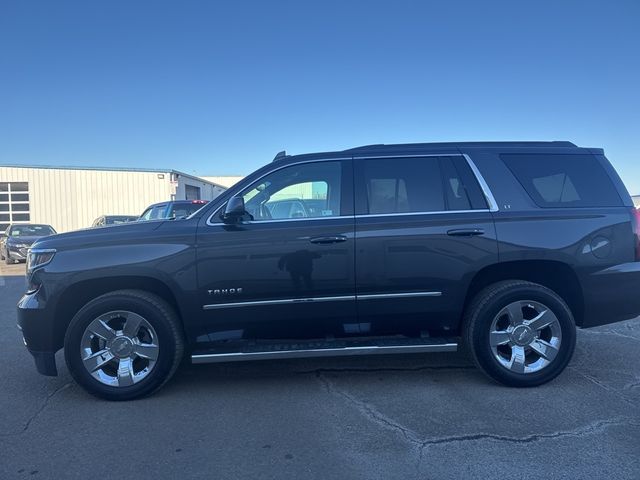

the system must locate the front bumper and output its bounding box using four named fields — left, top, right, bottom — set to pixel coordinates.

left=17, top=291, right=59, bottom=376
